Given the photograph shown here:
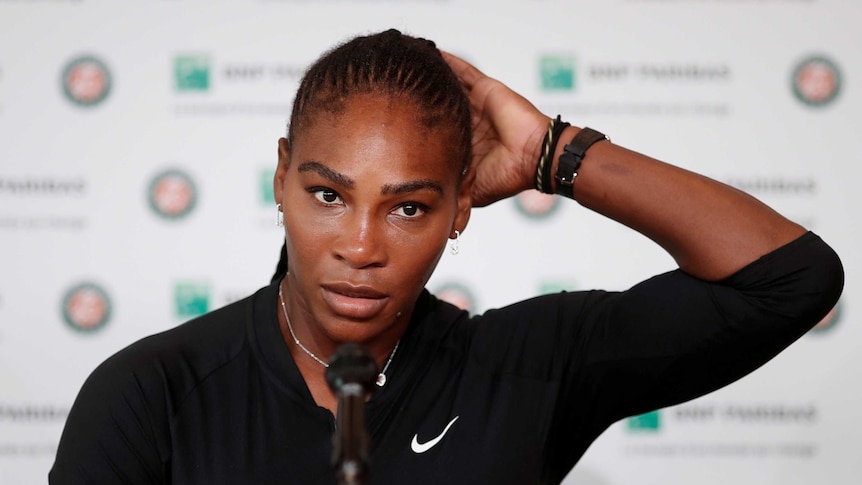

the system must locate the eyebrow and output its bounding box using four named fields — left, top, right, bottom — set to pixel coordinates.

left=297, top=161, right=354, bottom=189
left=299, top=160, right=444, bottom=196
left=381, top=179, right=443, bottom=196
